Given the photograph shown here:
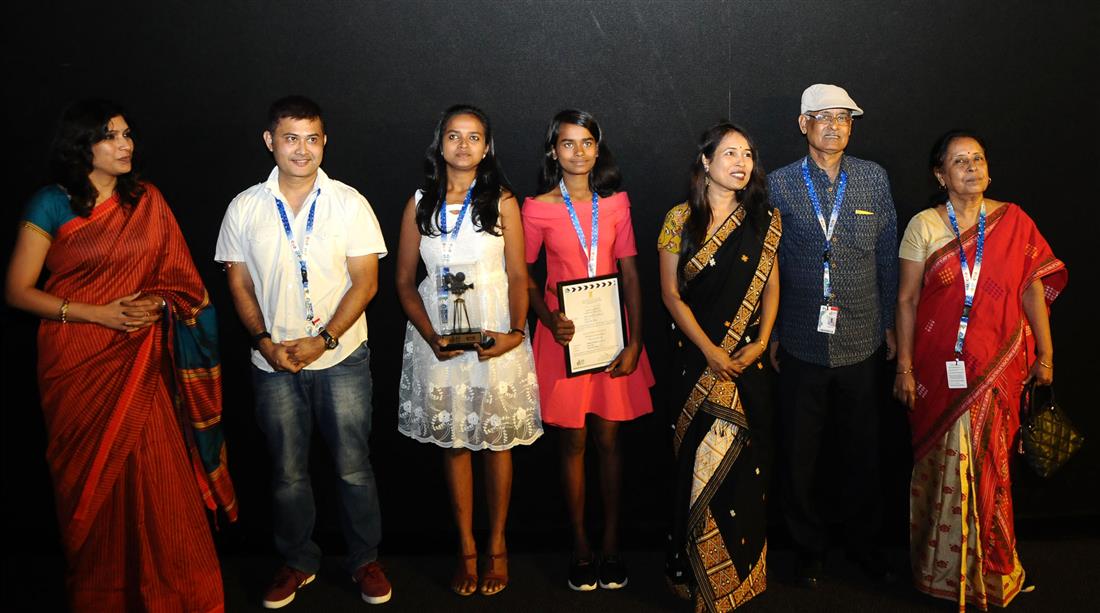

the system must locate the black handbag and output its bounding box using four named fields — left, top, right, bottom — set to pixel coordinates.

left=1019, top=383, right=1084, bottom=477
